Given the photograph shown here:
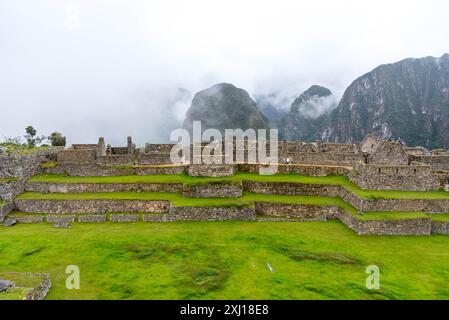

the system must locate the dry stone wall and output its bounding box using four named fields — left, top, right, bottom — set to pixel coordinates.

left=110, top=213, right=139, bottom=222
left=243, top=180, right=340, bottom=196
left=431, top=221, right=449, bottom=234
left=0, top=202, right=15, bottom=222
left=182, top=182, right=242, bottom=198
left=237, top=164, right=350, bottom=176
left=338, top=213, right=431, bottom=235
left=360, top=198, right=449, bottom=213
left=47, top=215, right=76, bottom=223
left=242, top=180, right=449, bottom=213
left=96, top=155, right=134, bottom=166
left=254, top=202, right=333, bottom=221
left=57, top=149, right=96, bottom=163
left=13, top=215, right=45, bottom=223
left=26, top=182, right=183, bottom=193
left=254, top=203, right=432, bottom=235
left=0, top=148, right=60, bottom=201
left=77, top=214, right=107, bottom=222
left=59, top=163, right=186, bottom=176
left=292, top=153, right=363, bottom=166
left=350, top=162, right=440, bottom=191
left=15, top=199, right=170, bottom=214
left=188, top=164, right=235, bottom=177
left=168, top=206, right=256, bottom=221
